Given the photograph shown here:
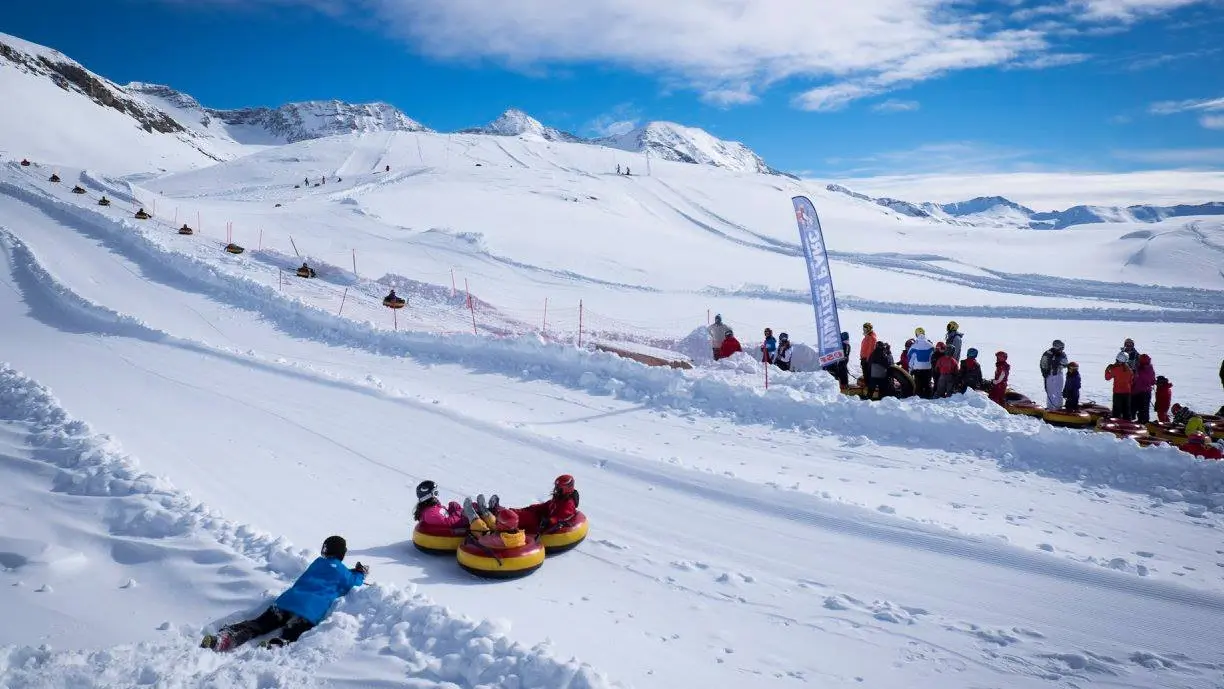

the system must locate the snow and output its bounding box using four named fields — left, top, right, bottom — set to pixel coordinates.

left=599, top=121, right=774, bottom=174
left=2, top=31, right=1224, bottom=689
